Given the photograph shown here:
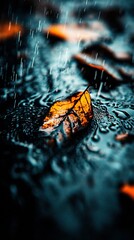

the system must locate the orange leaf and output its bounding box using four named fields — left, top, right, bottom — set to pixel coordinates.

left=0, top=23, right=23, bottom=41
left=44, top=24, right=105, bottom=43
left=115, top=133, right=134, bottom=143
left=74, top=53, right=122, bottom=85
left=120, top=184, right=134, bottom=200
left=40, top=89, right=93, bottom=144
left=73, top=43, right=133, bottom=87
